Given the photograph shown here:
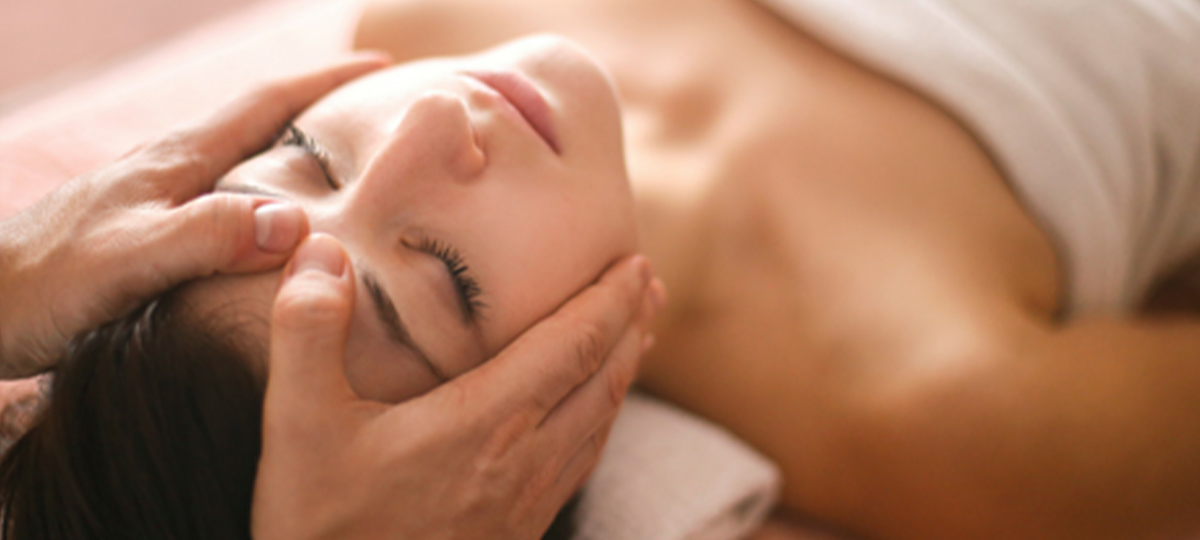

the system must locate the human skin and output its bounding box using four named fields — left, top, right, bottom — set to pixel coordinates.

left=348, top=1, right=1200, bottom=540
left=254, top=236, right=660, bottom=540
left=185, top=36, right=642, bottom=403
left=0, top=50, right=662, bottom=540
left=0, top=58, right=389, bottom=377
